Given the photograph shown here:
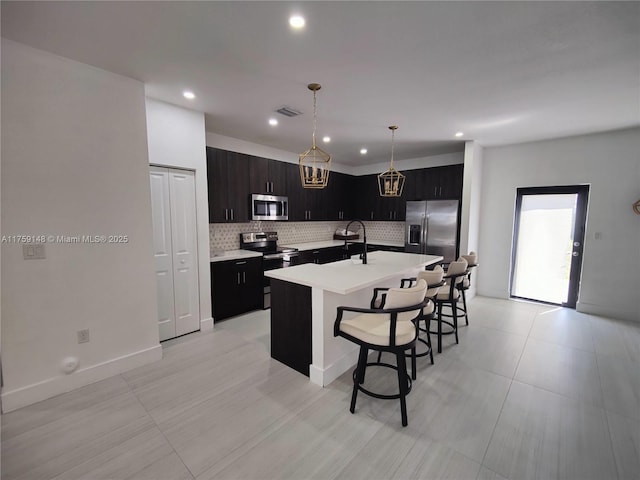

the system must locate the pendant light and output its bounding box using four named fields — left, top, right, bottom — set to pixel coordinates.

left=378, top=125, right=405, bottom=197
left=299, top=83, right=331, bottom=189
